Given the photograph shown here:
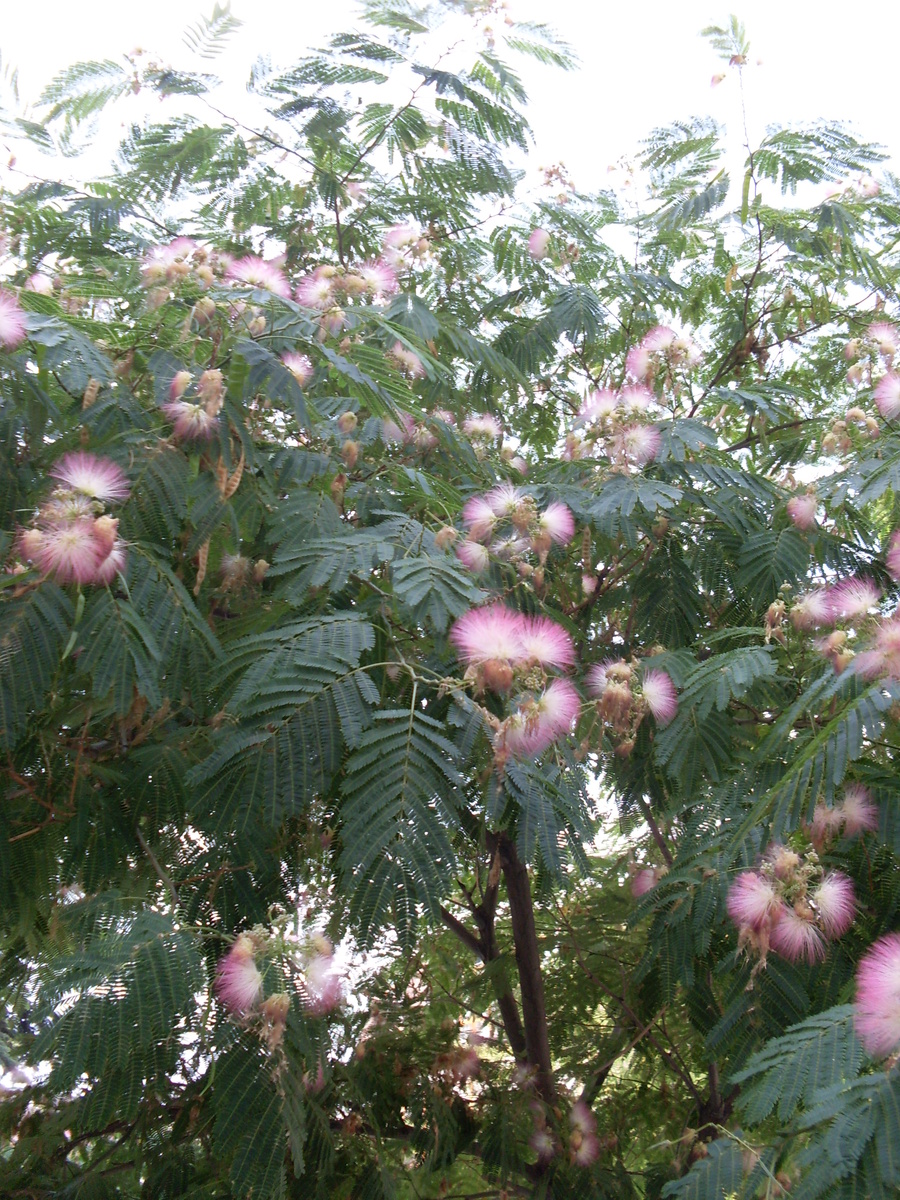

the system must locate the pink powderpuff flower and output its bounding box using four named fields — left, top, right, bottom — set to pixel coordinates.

left=620, top=385, right=654, bottom=415
left=282, top=352, right=313, bottom=386
left=502, top=678, right=580, bottom=758
left=577, top=388, right=618, bottom=426
left=382, top=413, right=416, bottom=445
left=862, top=616, right=900, bottom=680
left=811, top=872, right=856, bottom=940
left=787, top=493, right=818, bottom=530
left=516, top=614, right=576, bottom=670
left=36, top=520, right=106, bottom=585
left=17, top=527, right=45, bottom=565
left=869, top=322, right=899, bottom=358
left=226, top=255, right=290, bottom=298
left=461, top=496, right=499, bottom=542
left=94, top=539, right=127, bottom=585
left=537, top=501, right=575, bottom=545
left=484, top=483, right=526, bottom=521
left=169, top=370, right=192, bottom=401
left=640, top=669, right=678, bottom=725
left=389, top=341, right=426, bottom=378
left=625, top=344, right=652, bottom=380
left=807, top=803, right=844, bottom=851
left=383, top=224, right=419, bottom=251
left=304, top=954, right=344, bottom=1015
left=790, top=589, right=835, bottom=631
left=215, top=934, right=263, bottom=1014
left=642, top=325, right=678, bottom=353
left=874, top=373, right=900, bottom=420
left=770, top=905, right=827, bottom=964
left=530, top=1128, right=557, bottom=1161
left=456, top=539, right=490, bottom=573
left=831, top=577, right=881, bottom=621
left=727, top=872, right=782, bottom=934
left=569, top=1100, right=599, bottom=1166
left=839, top=785, right=880, bottom=838
left=619, top=423, right=662, bottom=465
left=462, top=413, right=503, bottom=441
left=296, top=269, right=335, bottom=310
left=51, top=452, right=130, bottom=503
left=25, top=273, right=54, bottom=295
left=162, top=400, right=219, bottom=441
left=0, top=291, right=28, bottom=351
left=357, top=259, right=399, bottom=297
left=886, top=531, right=900, bottom=582
left=528, top=228, right=551, bottom=259
left=631, top=867, right=661, bottom=898
left=450, top=604, right=525, bottom=669
left=140, top=237, right=197, bottom=284
left=855, top=933, right=900, bottom=1058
